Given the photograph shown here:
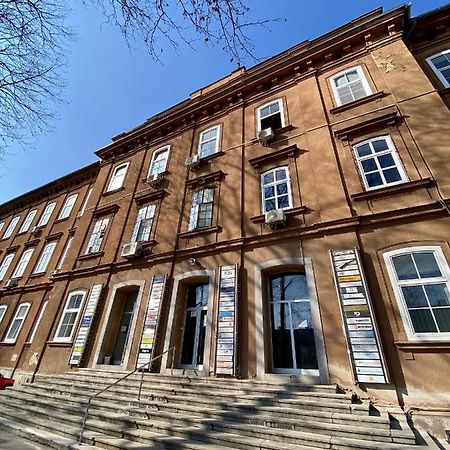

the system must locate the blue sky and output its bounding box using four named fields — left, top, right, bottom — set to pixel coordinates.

left=0, top=0, right=447, bottom=204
